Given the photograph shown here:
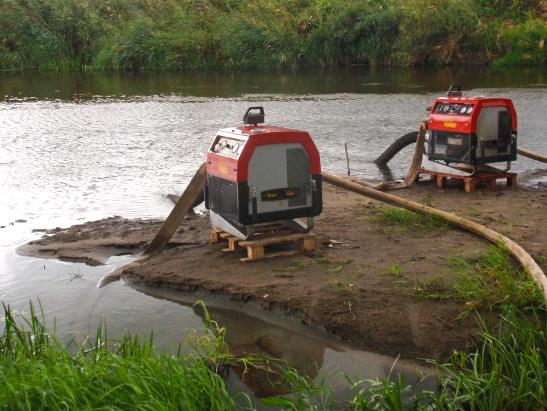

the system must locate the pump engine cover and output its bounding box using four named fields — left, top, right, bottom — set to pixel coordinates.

left=205, top=119, right=322, bottom=227
left=427, top=89, right=517, bottom=166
